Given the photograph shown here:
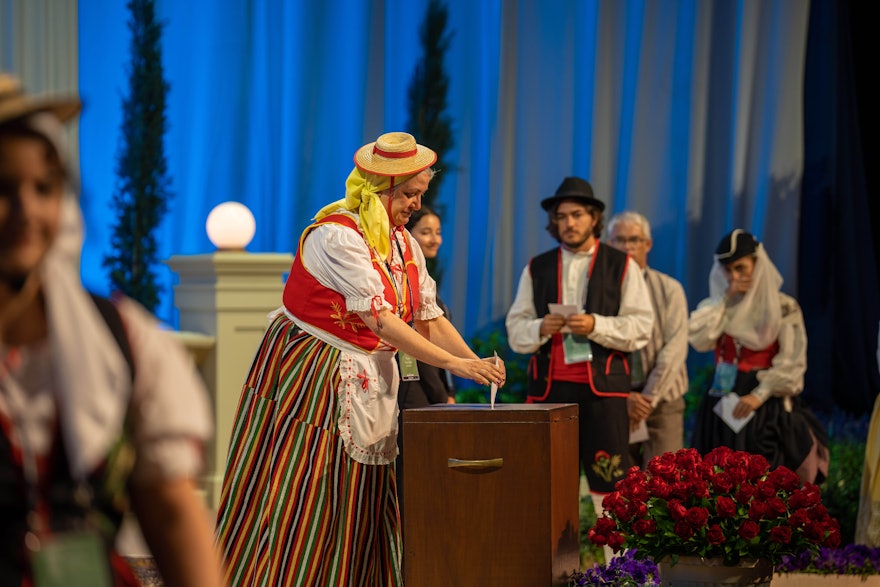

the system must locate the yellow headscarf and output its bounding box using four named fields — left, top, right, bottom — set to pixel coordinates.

left=314, top=167, right=414, bottom=260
